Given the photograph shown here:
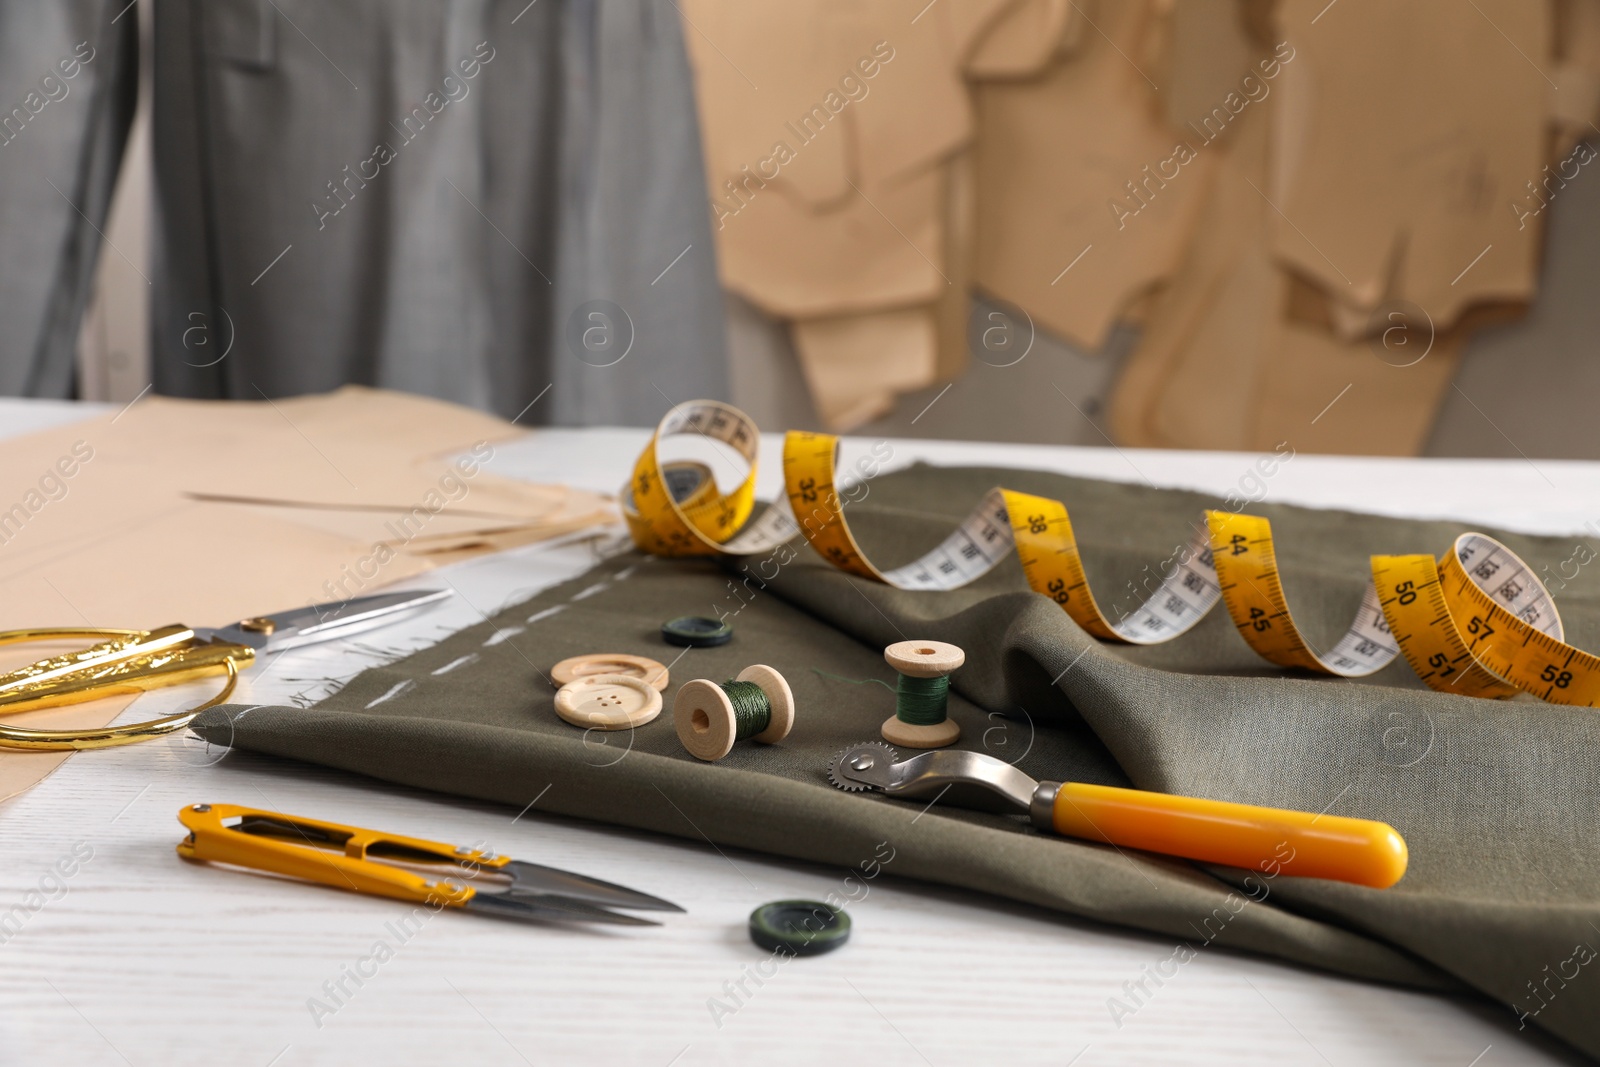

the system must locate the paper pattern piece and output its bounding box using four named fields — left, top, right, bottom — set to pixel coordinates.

left=682, top=0, right=1583, bottom=449
left=0, top=386, right=612, bottom=801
